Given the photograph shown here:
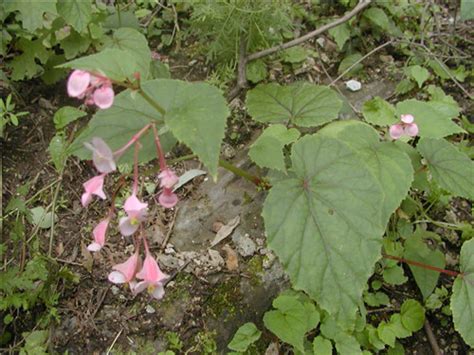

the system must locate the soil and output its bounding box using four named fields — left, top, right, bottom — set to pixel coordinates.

left=2, top=13, right=473, bottom=355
